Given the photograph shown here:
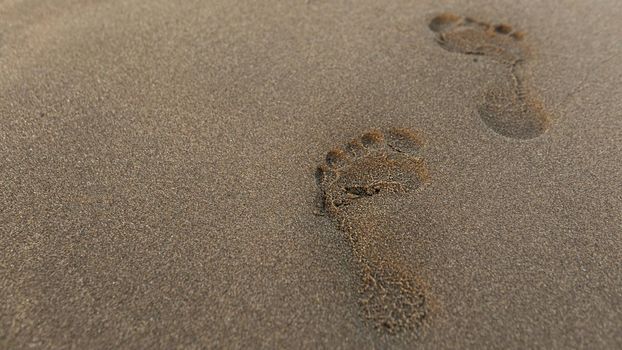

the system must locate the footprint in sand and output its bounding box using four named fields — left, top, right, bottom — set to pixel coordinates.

left=429, top=13, right=551, bottom=139
left=316, top=128, right=431, bottom=334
